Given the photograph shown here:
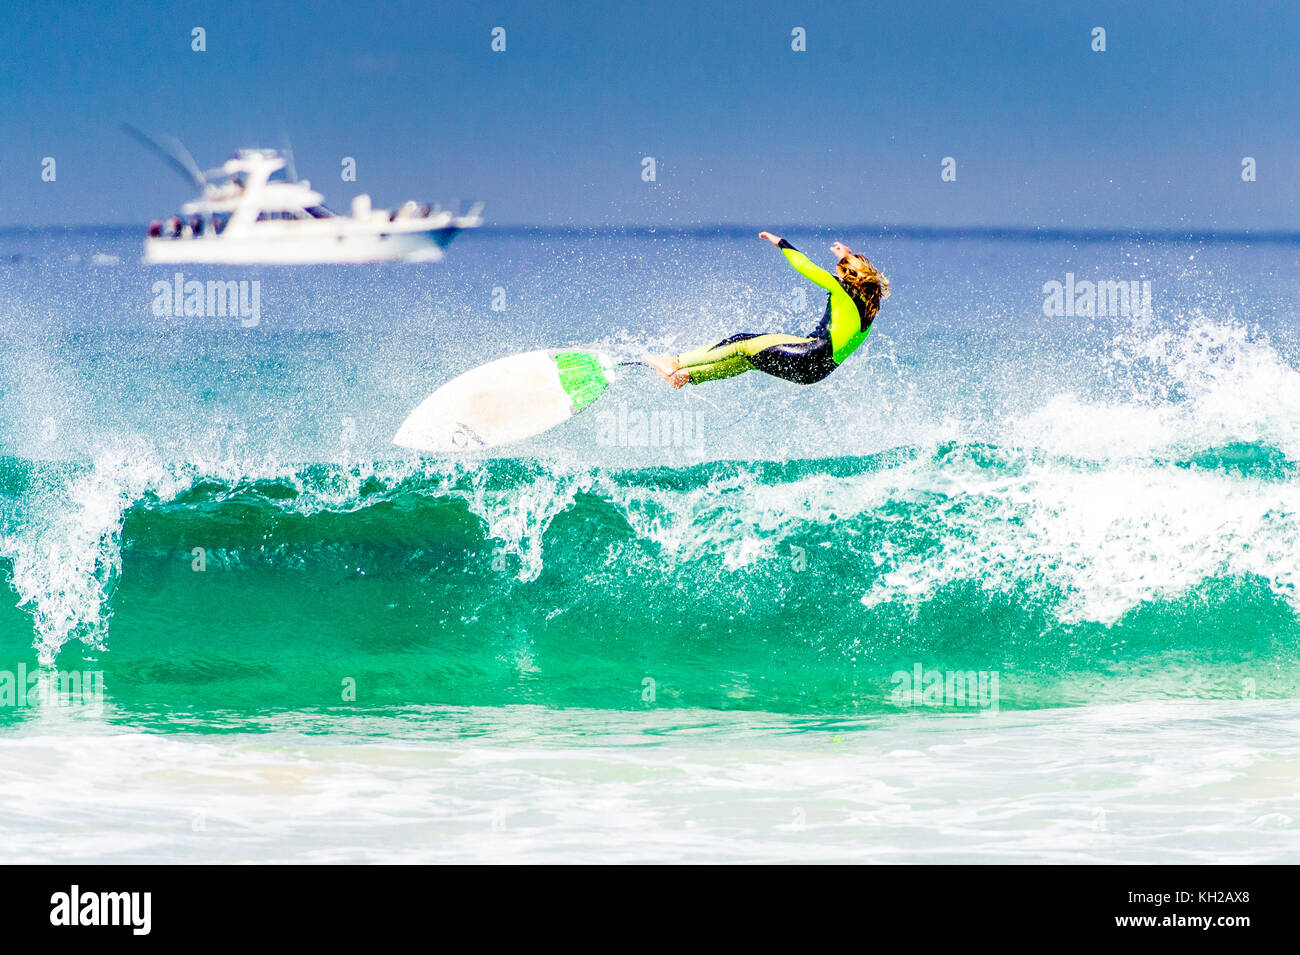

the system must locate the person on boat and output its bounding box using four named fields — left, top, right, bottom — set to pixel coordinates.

left=647, top=232, right=889, bottom=388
